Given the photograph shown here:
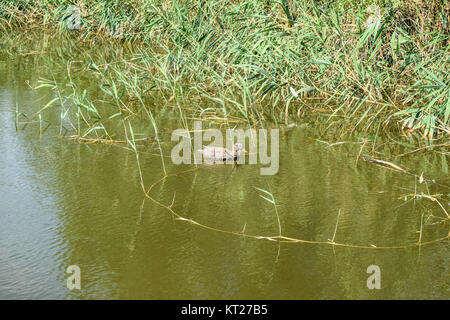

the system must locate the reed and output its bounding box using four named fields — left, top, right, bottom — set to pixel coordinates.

left=1, top=0, right=449, bottom=138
